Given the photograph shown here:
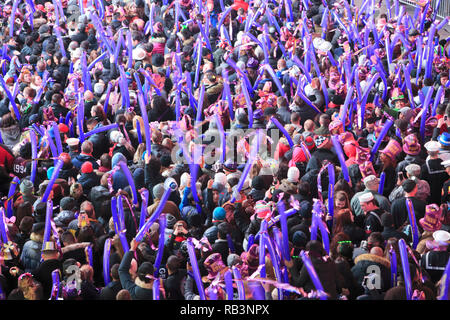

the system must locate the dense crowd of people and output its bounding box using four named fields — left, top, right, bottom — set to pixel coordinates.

left=0, top=0, right=449, bottom=300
